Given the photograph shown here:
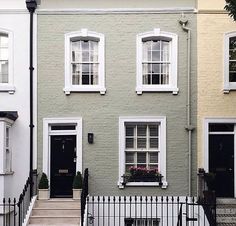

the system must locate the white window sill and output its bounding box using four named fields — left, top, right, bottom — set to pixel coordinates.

left=223, top=84, right=236, bottom=93
left=136, top=86, right=179, bottom=95
left=0, top=171, right=14, bottom=176
left=118, top=181, right=168, bottom=189
left=64, top=86, right=106, bottom=95
left=0, top=84, right=15, bottom=94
